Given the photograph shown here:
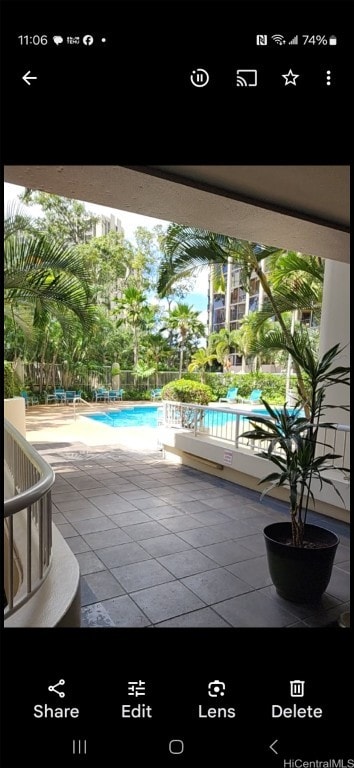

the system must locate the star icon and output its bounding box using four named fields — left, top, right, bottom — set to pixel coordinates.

left=282, top=68, right=300, bottom=86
